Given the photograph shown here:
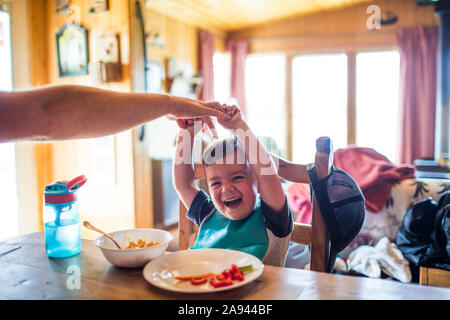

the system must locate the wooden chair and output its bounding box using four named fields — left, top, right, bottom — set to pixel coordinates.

left=420, top=266, right=450, bottom=288
left=178, top=136, right=333, bottom=273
